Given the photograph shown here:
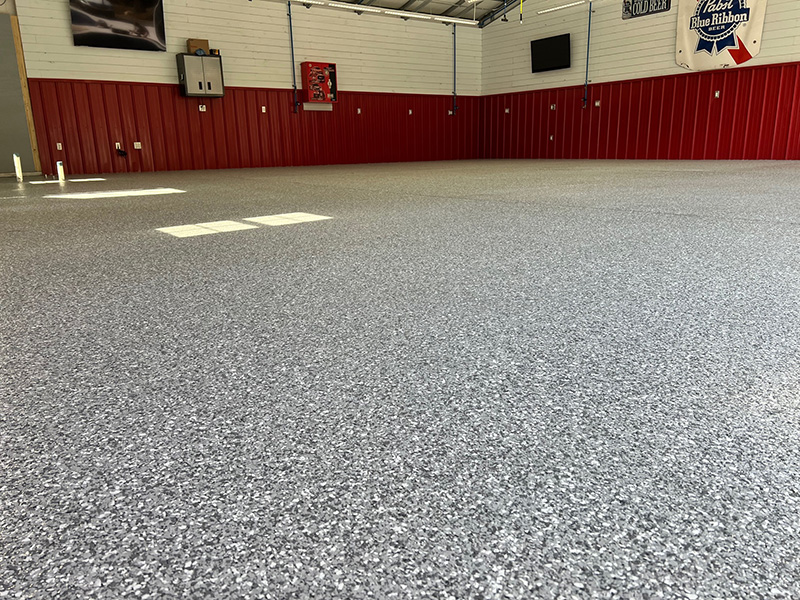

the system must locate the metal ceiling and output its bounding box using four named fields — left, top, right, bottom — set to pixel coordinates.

left=291, top=0, right=513, bottom=26
left=360, top=0, right=504, bottom=22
